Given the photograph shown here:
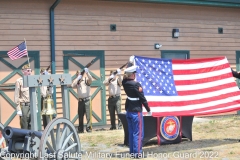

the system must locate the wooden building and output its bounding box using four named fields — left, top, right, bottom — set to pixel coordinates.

left=0, top=0, right=240, bottom=129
